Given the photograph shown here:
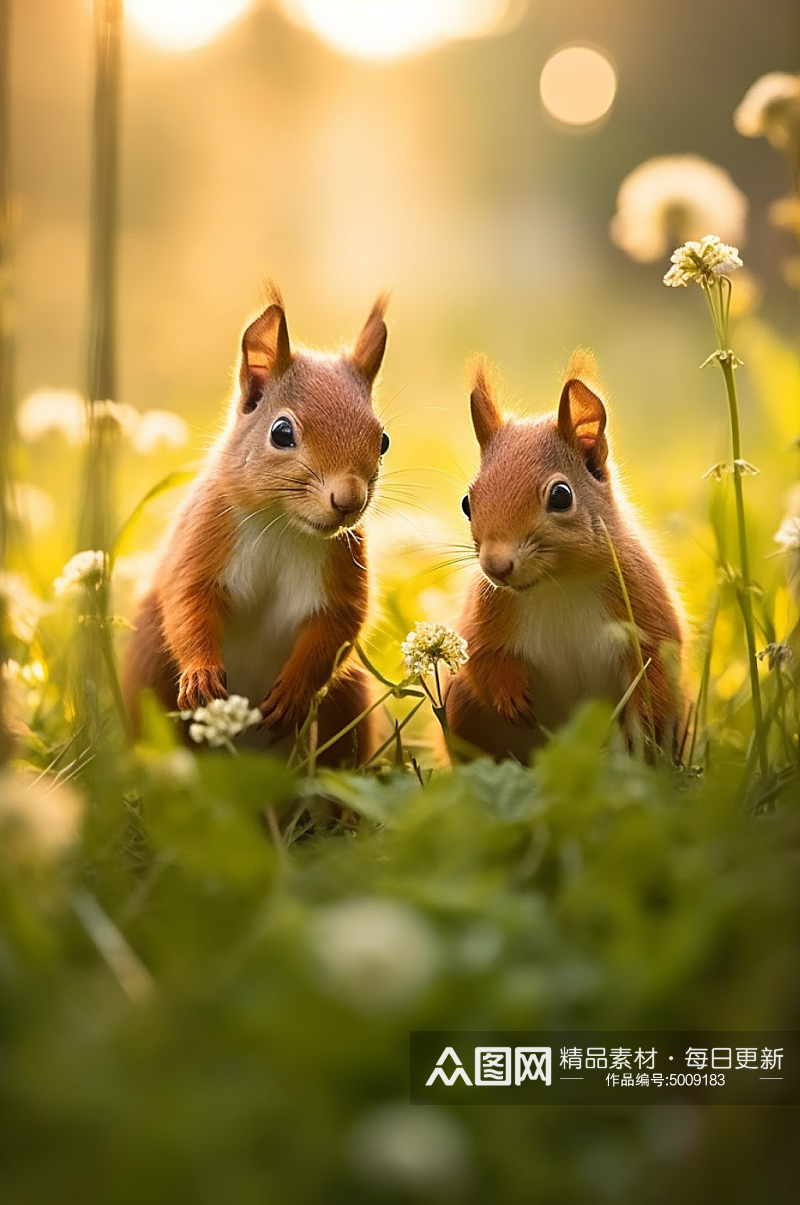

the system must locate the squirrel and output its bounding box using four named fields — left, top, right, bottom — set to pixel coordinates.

left=121, top=289, right=389, bottom=765
left=443, top=349, right=687, bottom=763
